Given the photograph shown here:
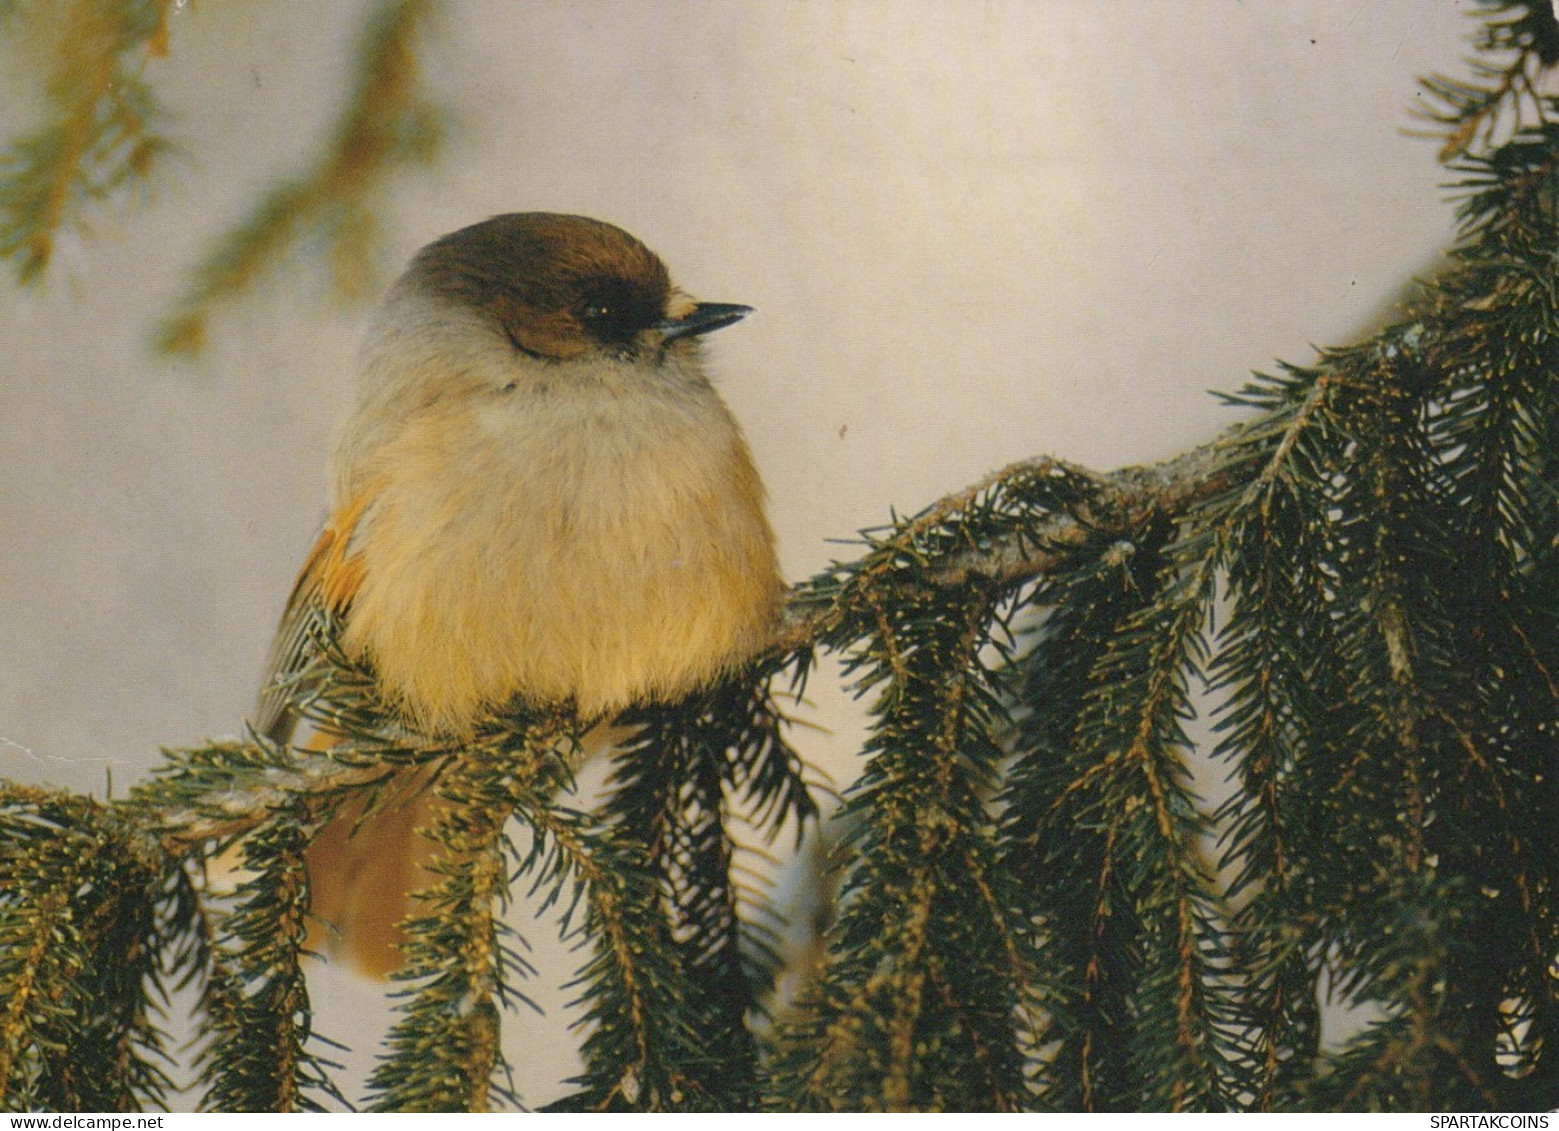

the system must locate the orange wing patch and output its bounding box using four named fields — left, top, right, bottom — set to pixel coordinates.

left=253, top=488, right=376, bottom=743
left=313, top=489, right=374, bottom=611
